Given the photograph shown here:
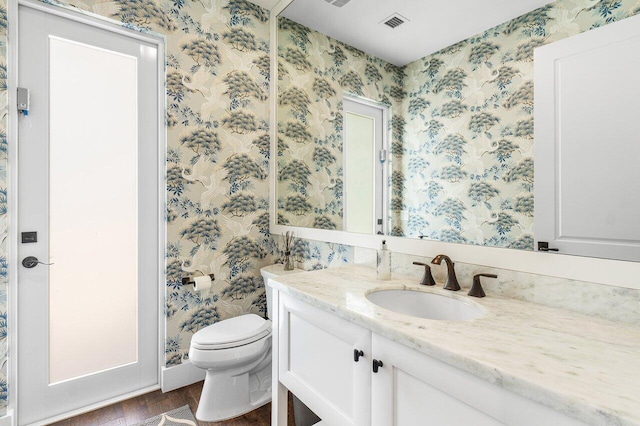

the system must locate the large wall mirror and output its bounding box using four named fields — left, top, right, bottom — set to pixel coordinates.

left=274, top=0, right=640, bottom=260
